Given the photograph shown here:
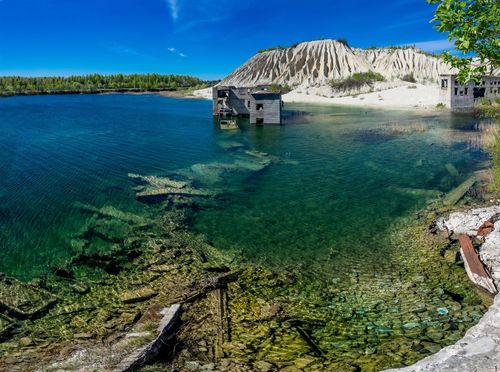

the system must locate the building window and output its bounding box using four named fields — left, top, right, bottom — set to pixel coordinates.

left=441, top=79, right=448, bottom=88
left=454, top=88, right=458, bottom=95
left=464, top=88, right=468, bottom=95
left=454, top=80, right=459, bottom=86
left=482, top=81, right=485, bottom=85
left=247, top=100, right=250, bottom=108
left=459, top=90, right=464, bottom=96
left=256, top=103, right=264, bottom=111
